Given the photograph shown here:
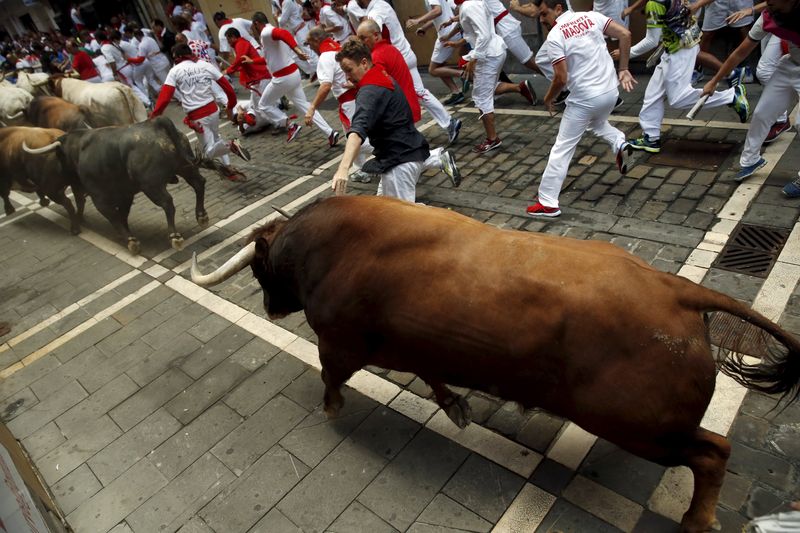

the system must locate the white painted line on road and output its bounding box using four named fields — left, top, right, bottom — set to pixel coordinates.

left=0, top=210, right=33, bottom=228
left=546, top=422, right=596, bottom=470
left=493, top=483, right=556, bottom=533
